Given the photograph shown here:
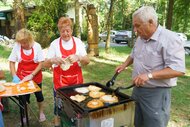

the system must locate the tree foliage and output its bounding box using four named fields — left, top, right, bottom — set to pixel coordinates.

left=26, top=0, right=68, bottom=48
left=173, top=0, right=190, bottom=37
left=24, top=0, right=190, bottom=48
